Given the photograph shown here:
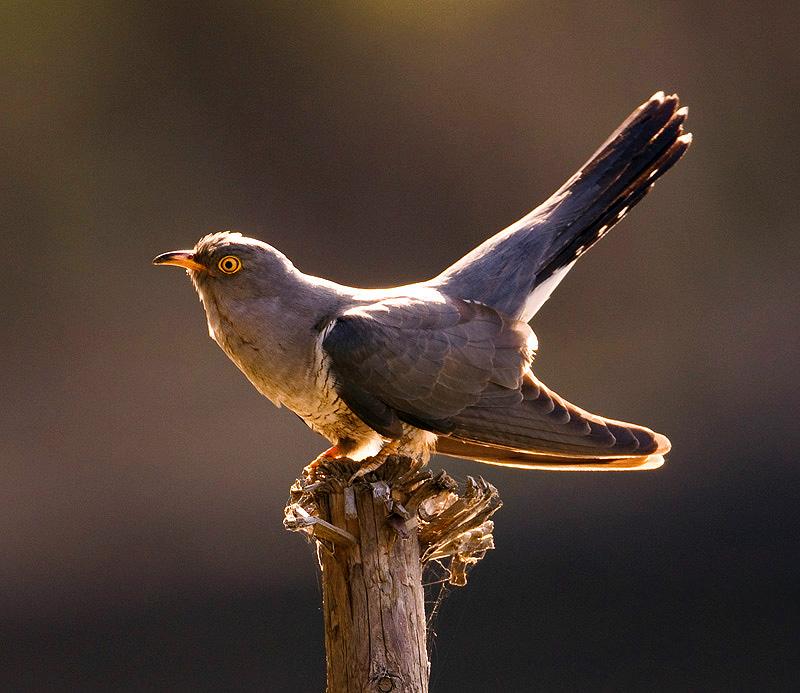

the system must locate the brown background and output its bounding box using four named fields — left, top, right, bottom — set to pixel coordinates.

left=2, top=2, right=798, bottom=690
